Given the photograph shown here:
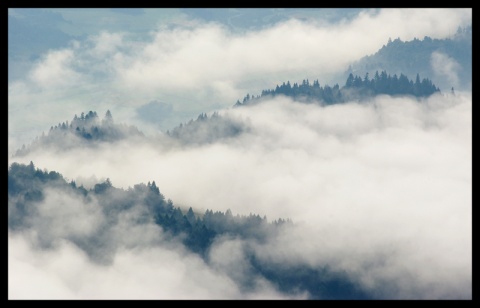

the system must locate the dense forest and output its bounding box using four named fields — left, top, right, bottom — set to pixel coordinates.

left=234, top=70, right=439, bottom=107
left=7, top=162, right=285, bottom=257
left=8, top=161, right=370, bottom=299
